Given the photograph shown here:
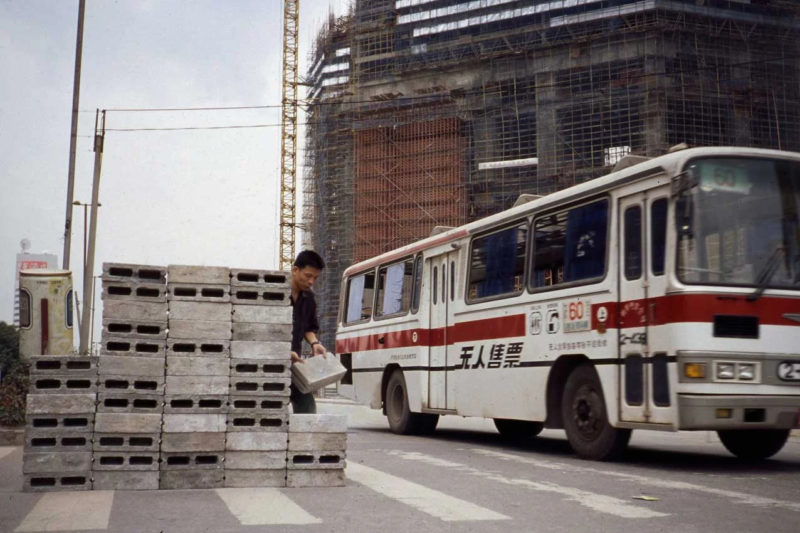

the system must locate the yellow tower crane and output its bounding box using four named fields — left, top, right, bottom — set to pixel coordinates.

left=279, top=0, right=299, bottom=270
